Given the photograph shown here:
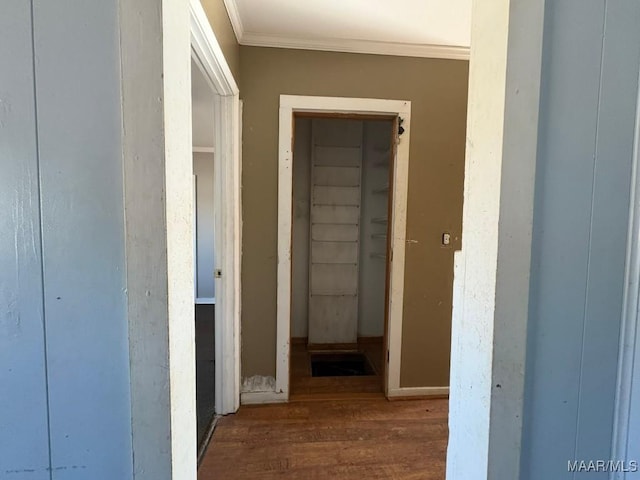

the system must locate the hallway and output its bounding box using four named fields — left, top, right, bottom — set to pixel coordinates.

left=198, top=398, right=448, bottom=479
